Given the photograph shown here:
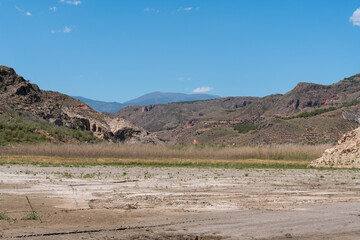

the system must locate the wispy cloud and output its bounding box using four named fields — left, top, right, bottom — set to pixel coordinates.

left=350, top=8, right=360, bottom=26
left=15, top=6, right=22, bottom=11
left=63, top=26, right=72, bottom=33
left=177, top=7, right=199, bottom=12
left=51, top=26, right=72, bottom=33
left=192, top=86, right=213, bottom=93
left=50, top=6, right=57, bottom=12
left=144, top=8, right=159, bottom=13
left=177, top=77, right=192, bottom=81
left=15, top=6, right=32, bottom=16
left=60, top=0, right=82, bottom=6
